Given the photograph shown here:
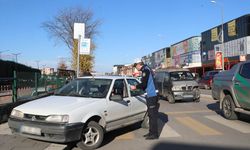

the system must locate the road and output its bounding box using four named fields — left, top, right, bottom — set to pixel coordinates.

left=1, top=91, right=250, bottom=150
